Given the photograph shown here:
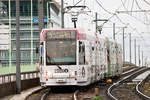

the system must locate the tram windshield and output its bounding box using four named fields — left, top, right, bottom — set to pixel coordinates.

left=46, top=30, right=76, bottom=65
